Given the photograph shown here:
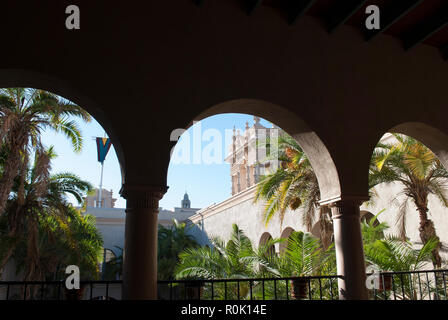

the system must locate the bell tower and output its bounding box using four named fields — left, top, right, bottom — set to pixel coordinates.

left=181, top=192, right=191, bottom=209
